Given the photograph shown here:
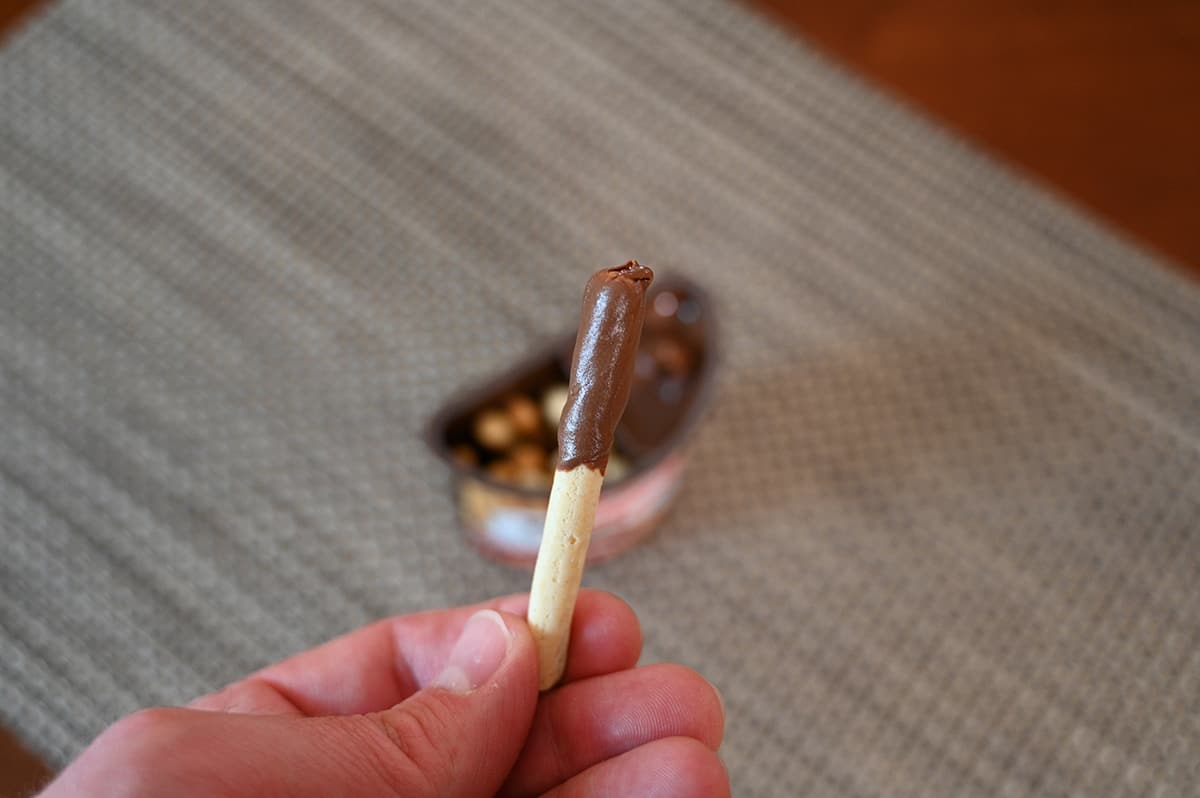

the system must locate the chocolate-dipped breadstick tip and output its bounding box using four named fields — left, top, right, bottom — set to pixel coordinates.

left=558, top=261, right=654, bottom=473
